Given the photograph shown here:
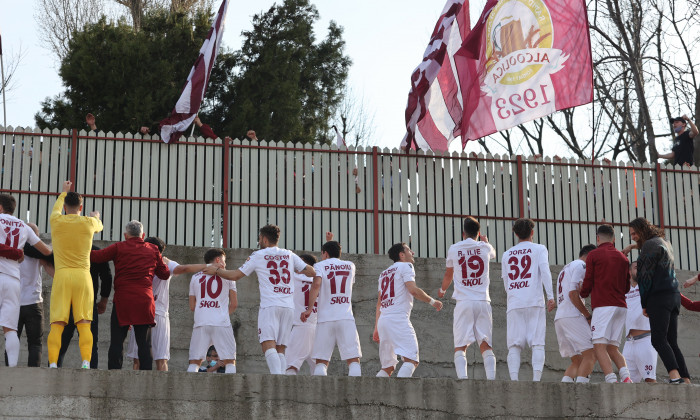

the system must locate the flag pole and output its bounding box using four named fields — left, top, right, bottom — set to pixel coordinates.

left=0, top=30, right=7, bottom=132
